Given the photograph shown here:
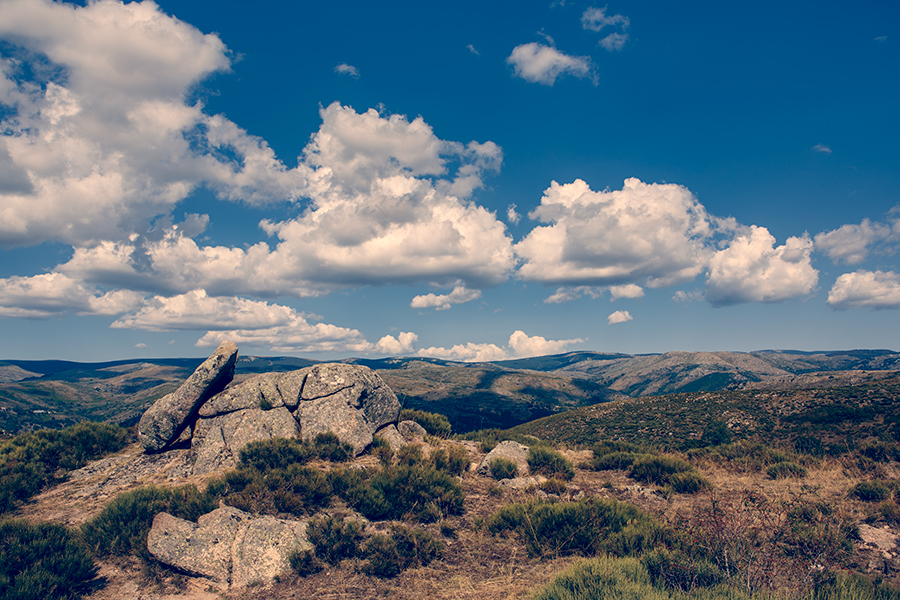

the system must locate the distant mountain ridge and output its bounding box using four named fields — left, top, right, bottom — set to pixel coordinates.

left=0, top=348, right=897, bottom=434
